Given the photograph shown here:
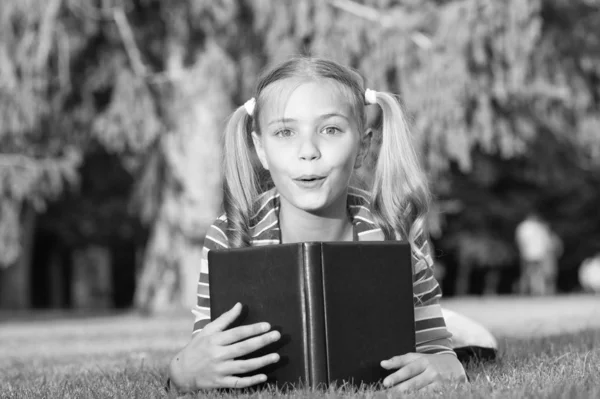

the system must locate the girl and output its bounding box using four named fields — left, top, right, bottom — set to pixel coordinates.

left=168, top=57, right=472, bottom=393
